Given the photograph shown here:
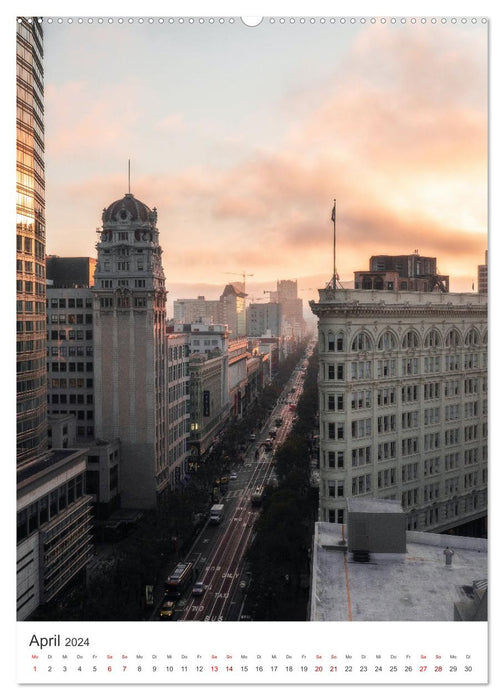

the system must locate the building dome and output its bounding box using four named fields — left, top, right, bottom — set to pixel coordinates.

left=102, top=193, right=157, bottom=225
